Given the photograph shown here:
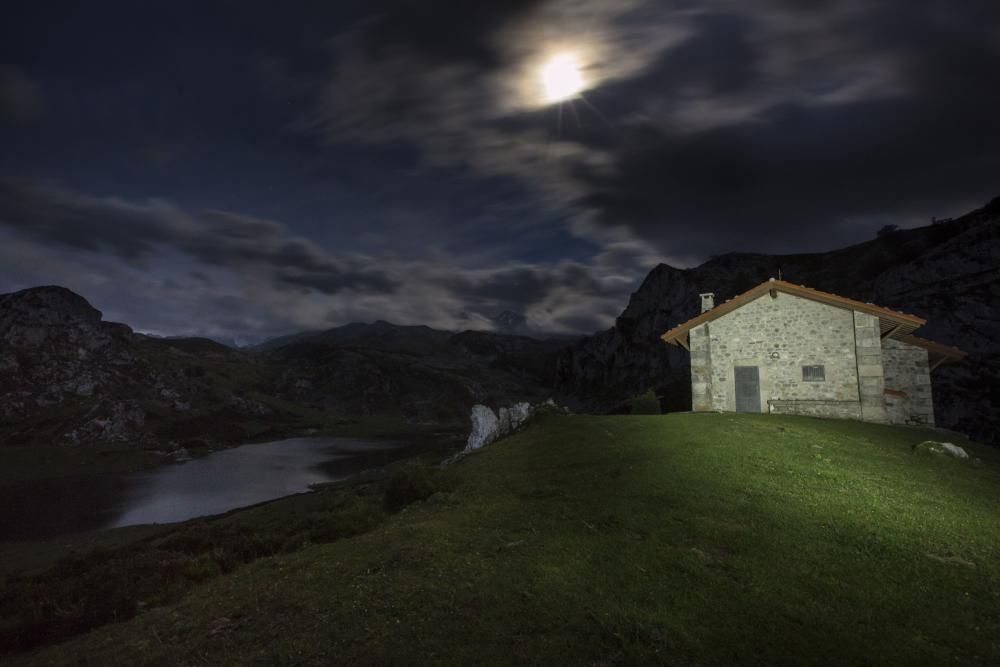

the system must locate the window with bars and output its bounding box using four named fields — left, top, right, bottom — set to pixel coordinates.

left=802, top=365, right=825, bottom=382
